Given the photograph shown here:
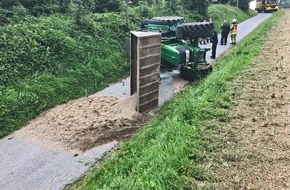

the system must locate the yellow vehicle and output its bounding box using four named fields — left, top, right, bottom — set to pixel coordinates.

left=255, top=0, right=280, bottom=12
